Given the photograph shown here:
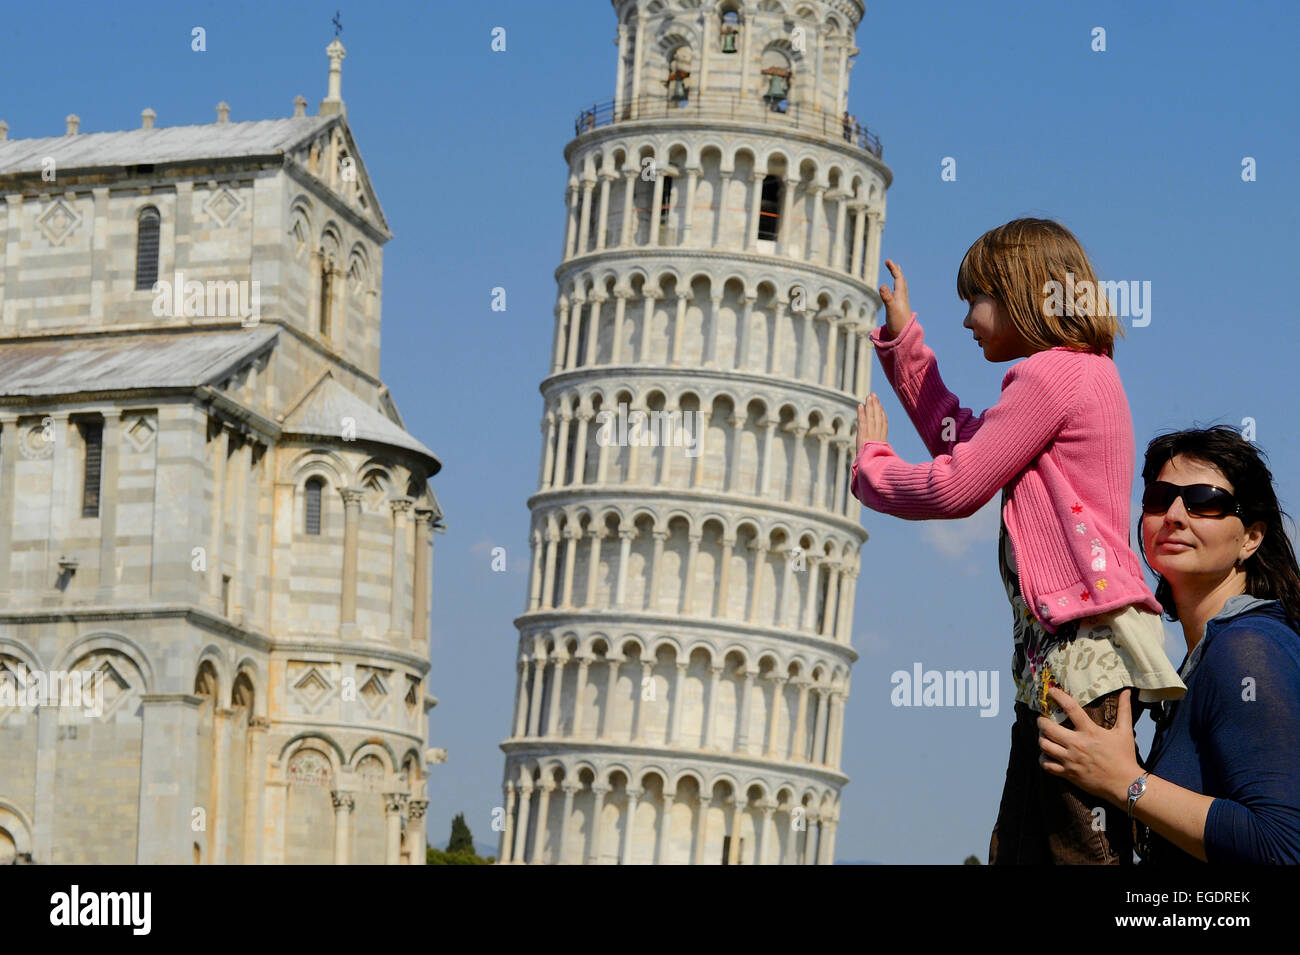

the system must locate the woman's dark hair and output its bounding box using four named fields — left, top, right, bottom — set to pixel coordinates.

left=1139, top=425, right=1300, bottom=628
